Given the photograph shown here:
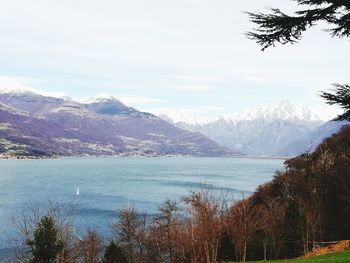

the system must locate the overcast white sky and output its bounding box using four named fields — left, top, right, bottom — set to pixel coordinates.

left=0, top=0, right=348, bottom=119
